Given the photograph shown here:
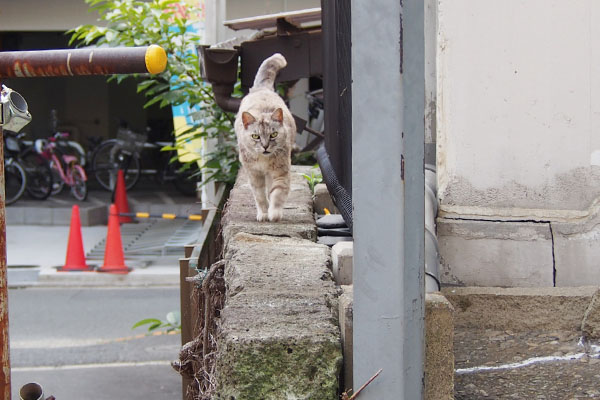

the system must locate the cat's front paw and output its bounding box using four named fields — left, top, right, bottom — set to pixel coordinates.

left=268, top=207, right=282, bottom=222
left=256, top=210, right=269, bottom=222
